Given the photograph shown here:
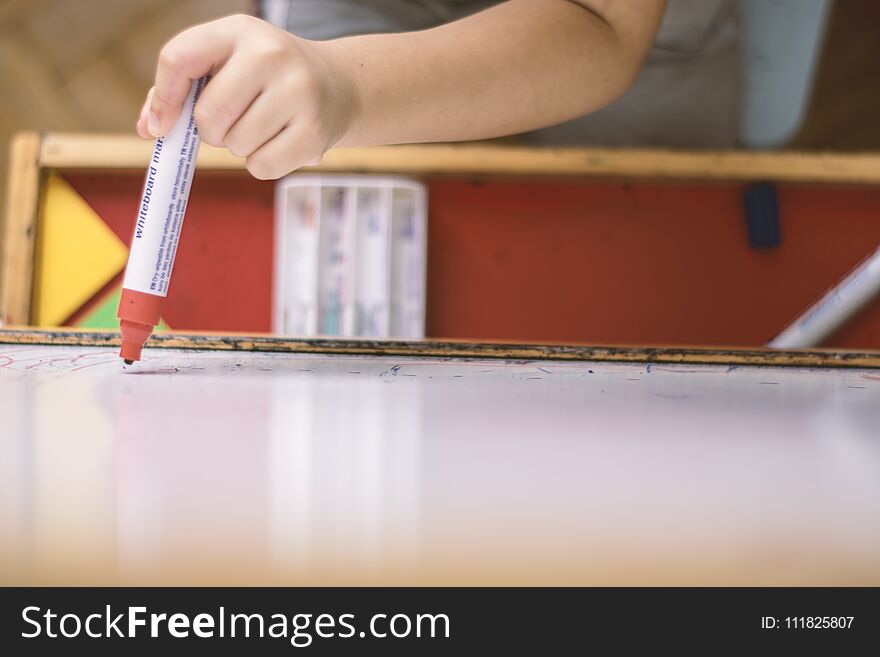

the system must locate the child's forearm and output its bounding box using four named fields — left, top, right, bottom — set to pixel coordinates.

left=325, top=0, right=666, bottom=147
